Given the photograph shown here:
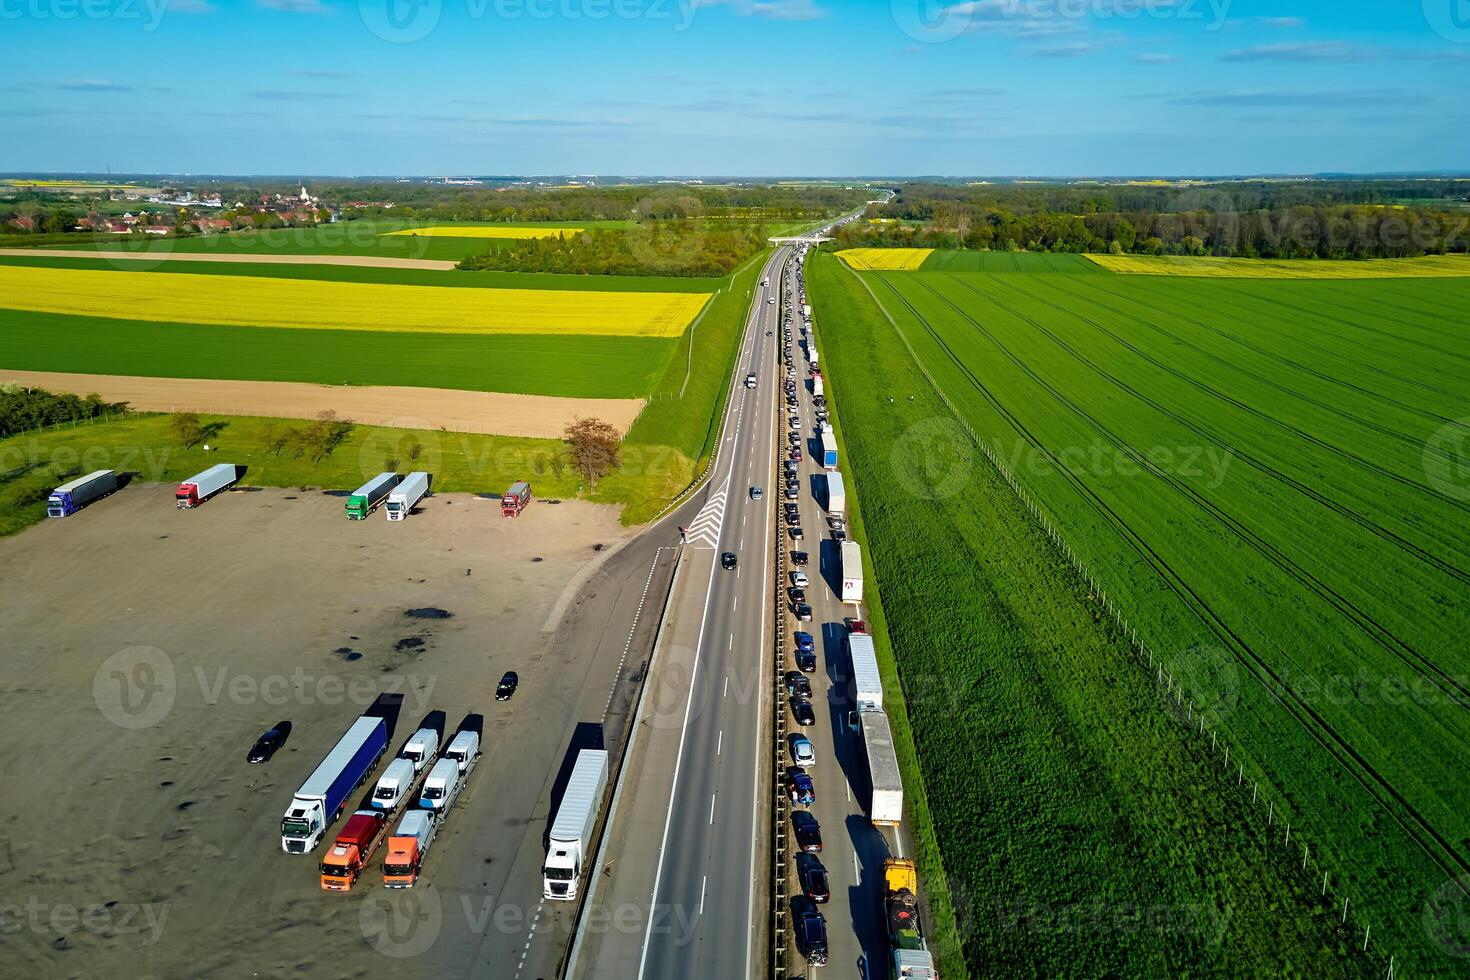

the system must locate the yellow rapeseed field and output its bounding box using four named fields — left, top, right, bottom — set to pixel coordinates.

left=1085, top=253, right=1470, bottom=279
left=836, top=248, right=935, bottom=271
left=380, top=226, right=584, bottom=239
left=0, top=266, right=707, bottom=338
